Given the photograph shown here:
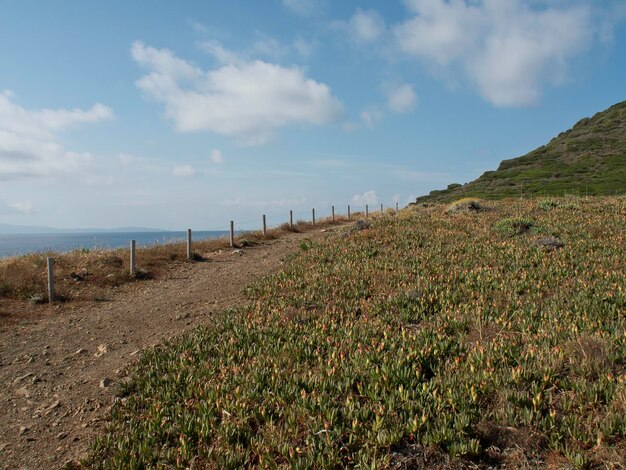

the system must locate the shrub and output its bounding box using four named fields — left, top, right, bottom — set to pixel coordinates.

left=446, top=198, right=483, bottom=213
left=494, top=217, right=535, bottom=236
